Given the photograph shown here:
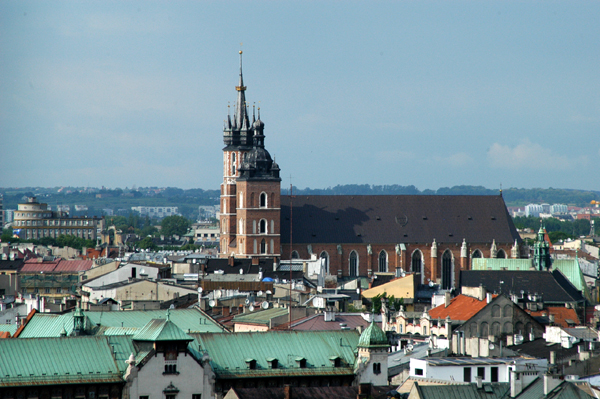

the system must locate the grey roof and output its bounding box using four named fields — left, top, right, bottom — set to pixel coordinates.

left=280, top=195, right=519, bottom=244
left=459, top=270, right=585, bottom=304
left=415, top=382, right=509, bottom=399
